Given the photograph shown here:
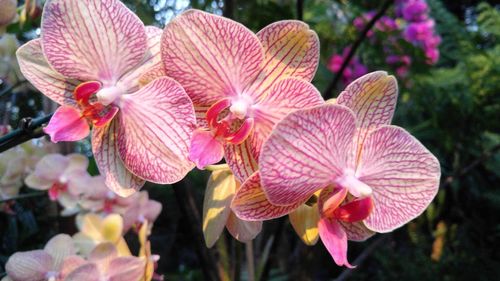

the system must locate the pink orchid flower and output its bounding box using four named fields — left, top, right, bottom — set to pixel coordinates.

left=5, top=234, right=80, bottom=281
left=64, top=243, right=145, bottom=281
left=232, top=72, right=441, bottom=267
left=25, top=153, right=90, bottom=215
left=16, top=0, right=196, bottom=196
left=161, top=10, right=323, bottom=181
left=78, top=175, right=136, bottom=215
left=122, top=191, right=162, bottom=233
